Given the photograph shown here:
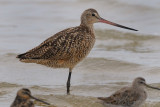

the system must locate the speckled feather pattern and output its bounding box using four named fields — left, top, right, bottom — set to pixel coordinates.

left=99, top=87, right=146, bottom=107
left=11, top=96, right=34, bottom=107
left=17, top=25, right=95, bottom=68
left=98, top=78, right=148, bottom=107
